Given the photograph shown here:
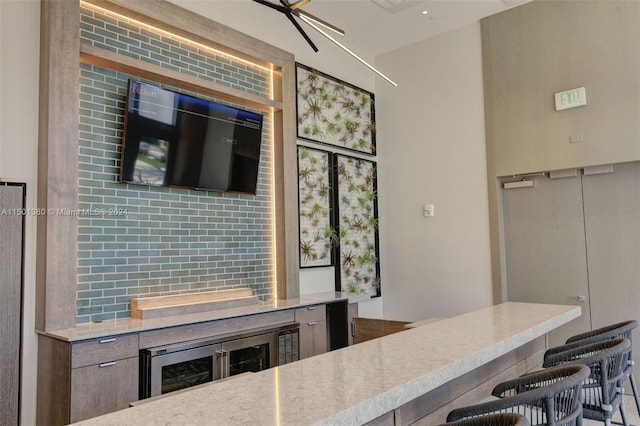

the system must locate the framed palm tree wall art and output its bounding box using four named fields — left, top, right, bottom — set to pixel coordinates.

left=296, top=63, right=376, bottom=155
left=297, top=146, right=336, bottom=268
left=333, top=154, right=381, bottom=296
